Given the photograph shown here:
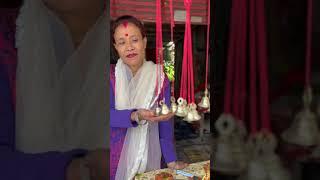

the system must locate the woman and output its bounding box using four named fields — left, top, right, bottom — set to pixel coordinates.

left=110, top=15, right=188, bottom=180
left=0, top=0, right=107, bottom=179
